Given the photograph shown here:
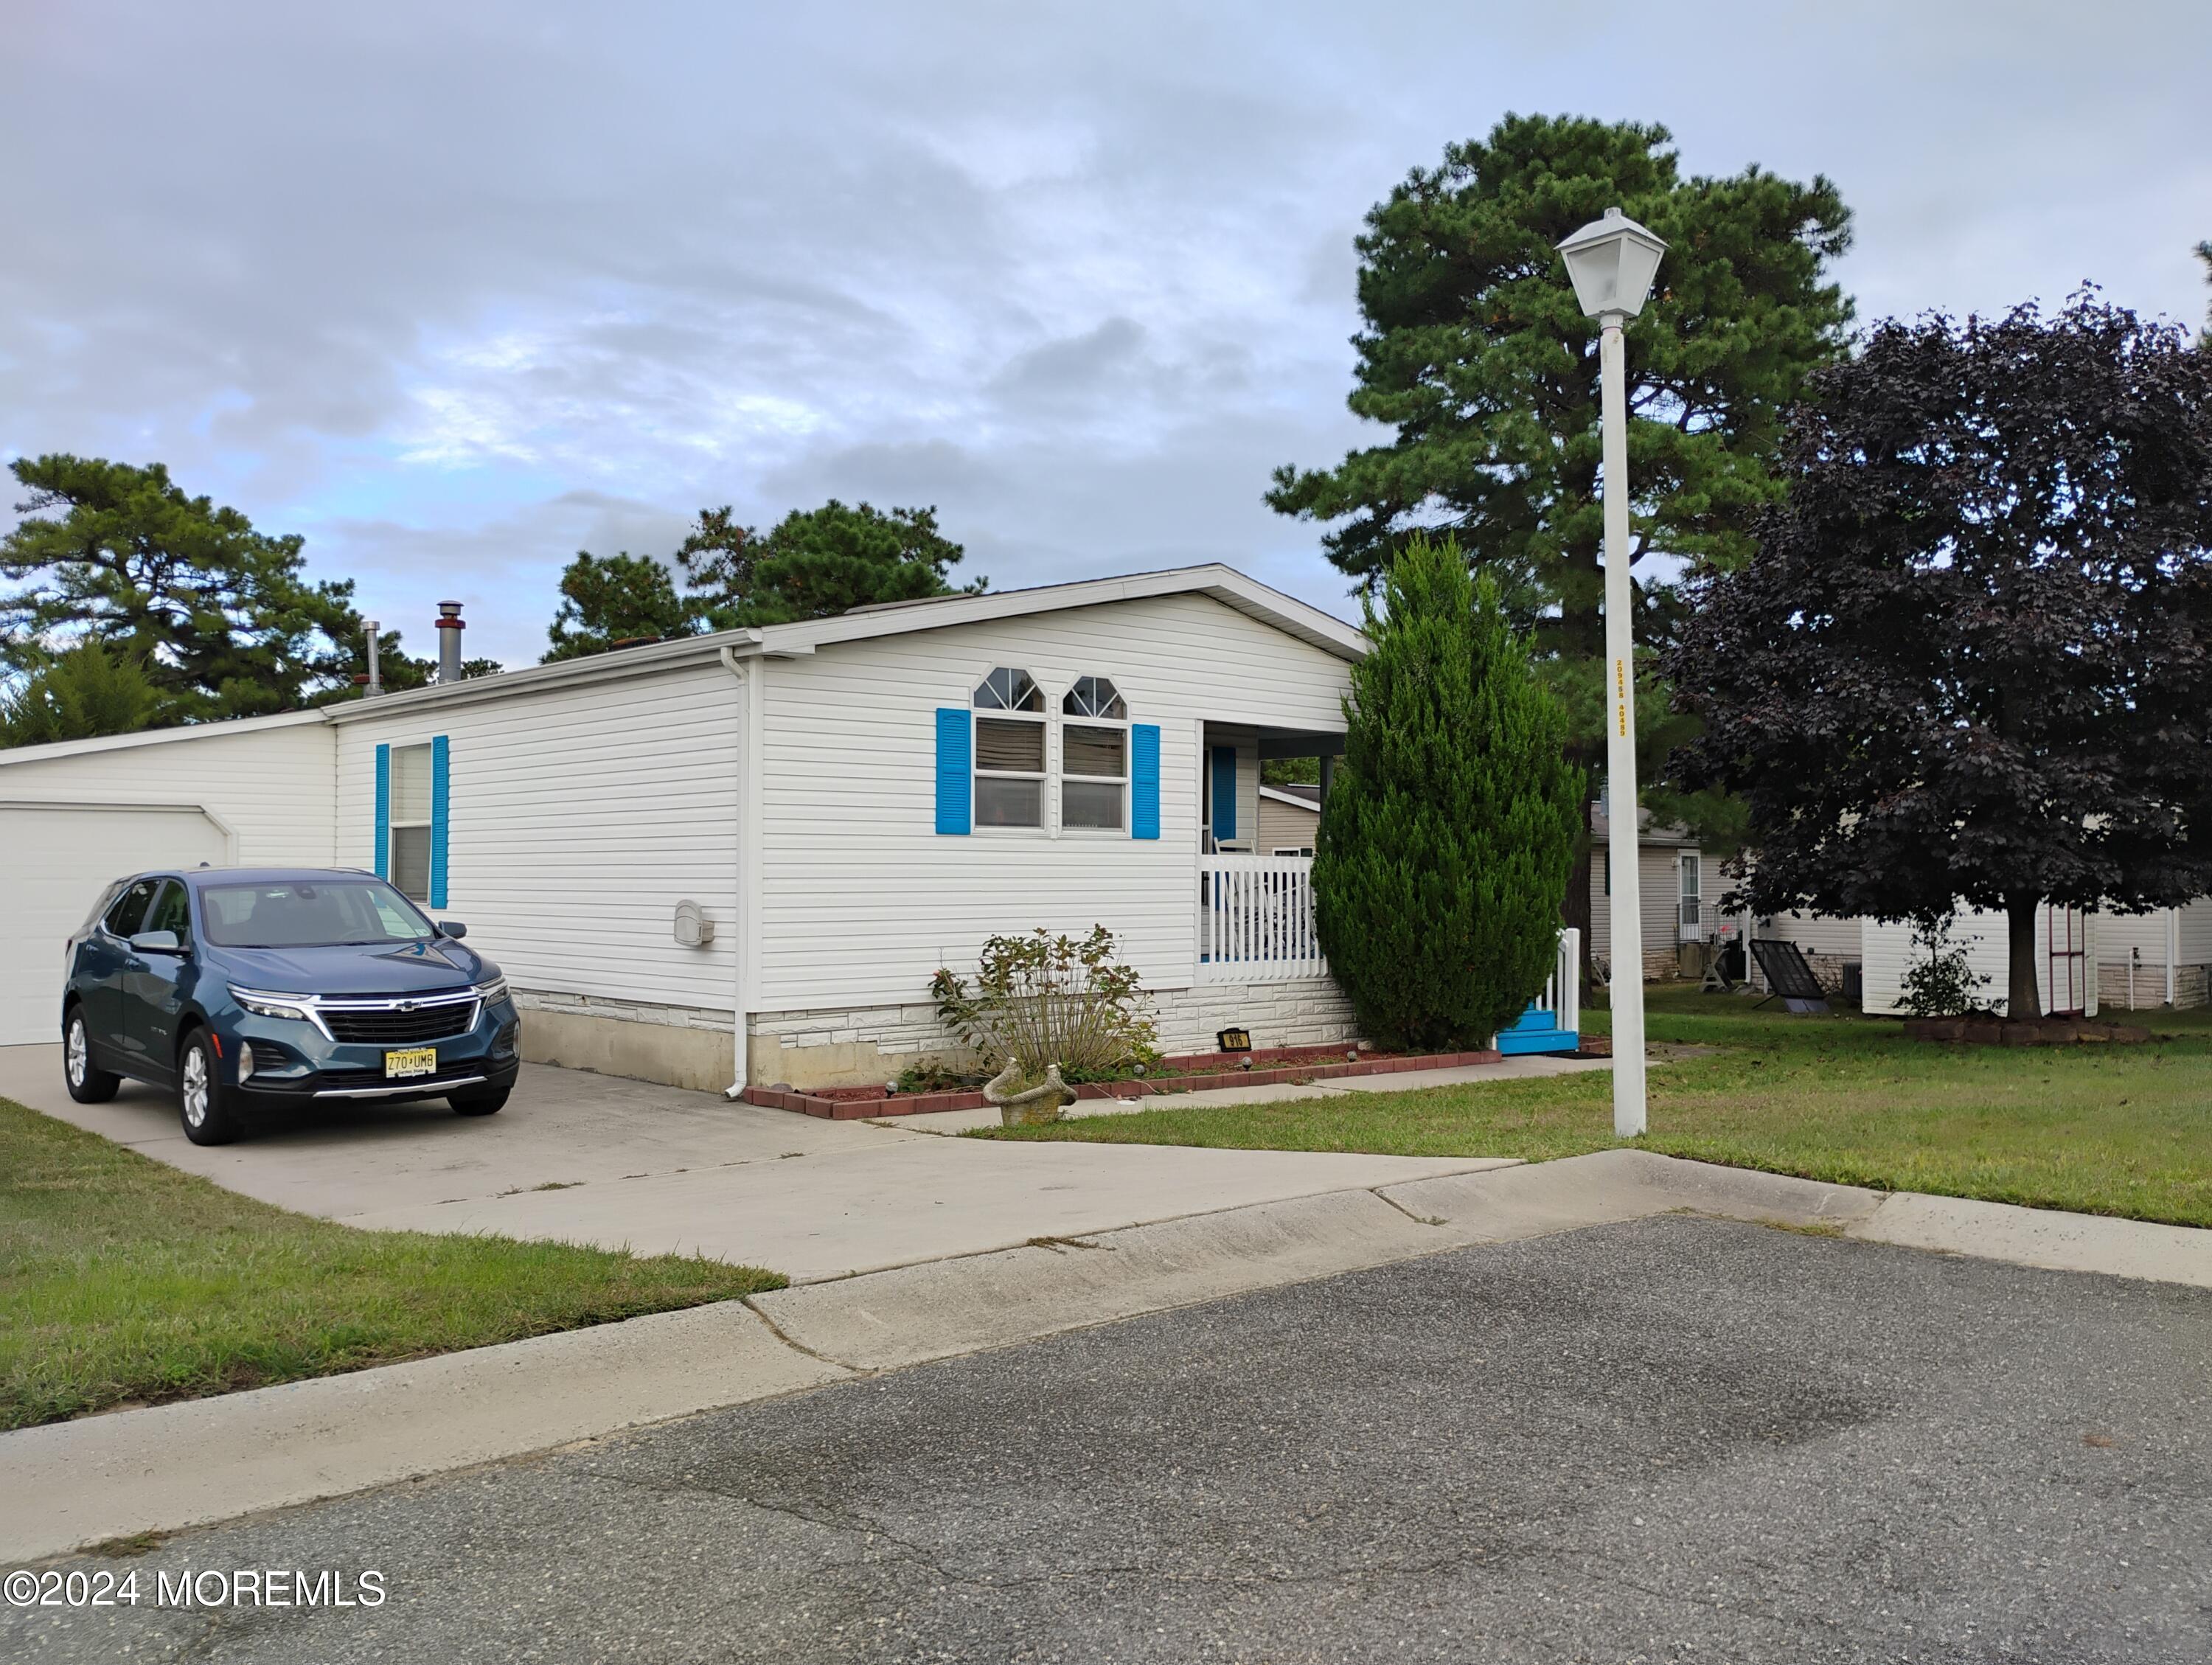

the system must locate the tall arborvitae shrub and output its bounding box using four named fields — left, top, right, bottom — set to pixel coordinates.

left=1314, top=538, right=1581, bottom=1049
